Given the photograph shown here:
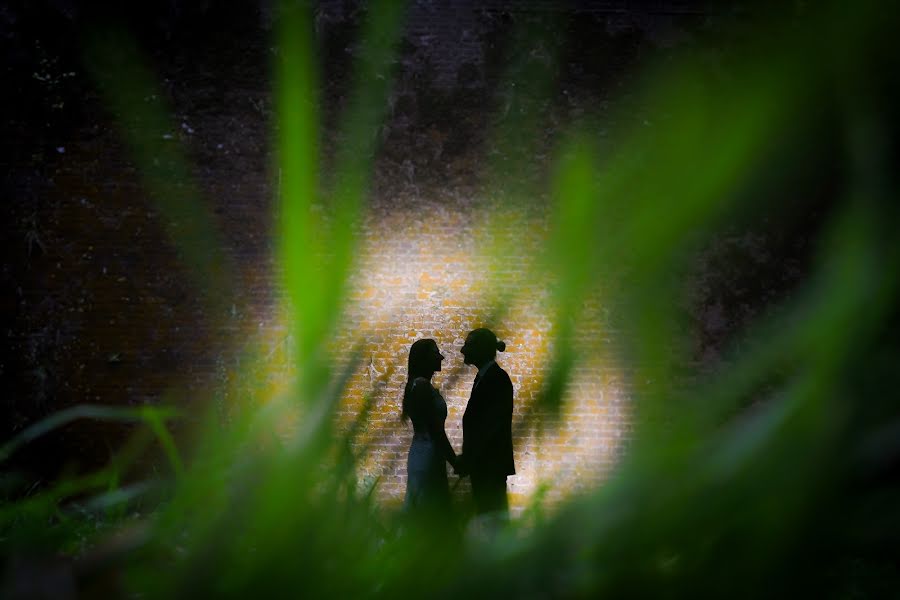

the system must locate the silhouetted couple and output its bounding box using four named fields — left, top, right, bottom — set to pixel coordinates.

left=402, top=328, right=514, bottom=525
